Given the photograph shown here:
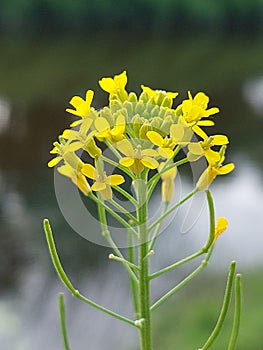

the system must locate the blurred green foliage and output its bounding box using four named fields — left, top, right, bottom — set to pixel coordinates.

left=0, top=0, right=263, bottom=35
